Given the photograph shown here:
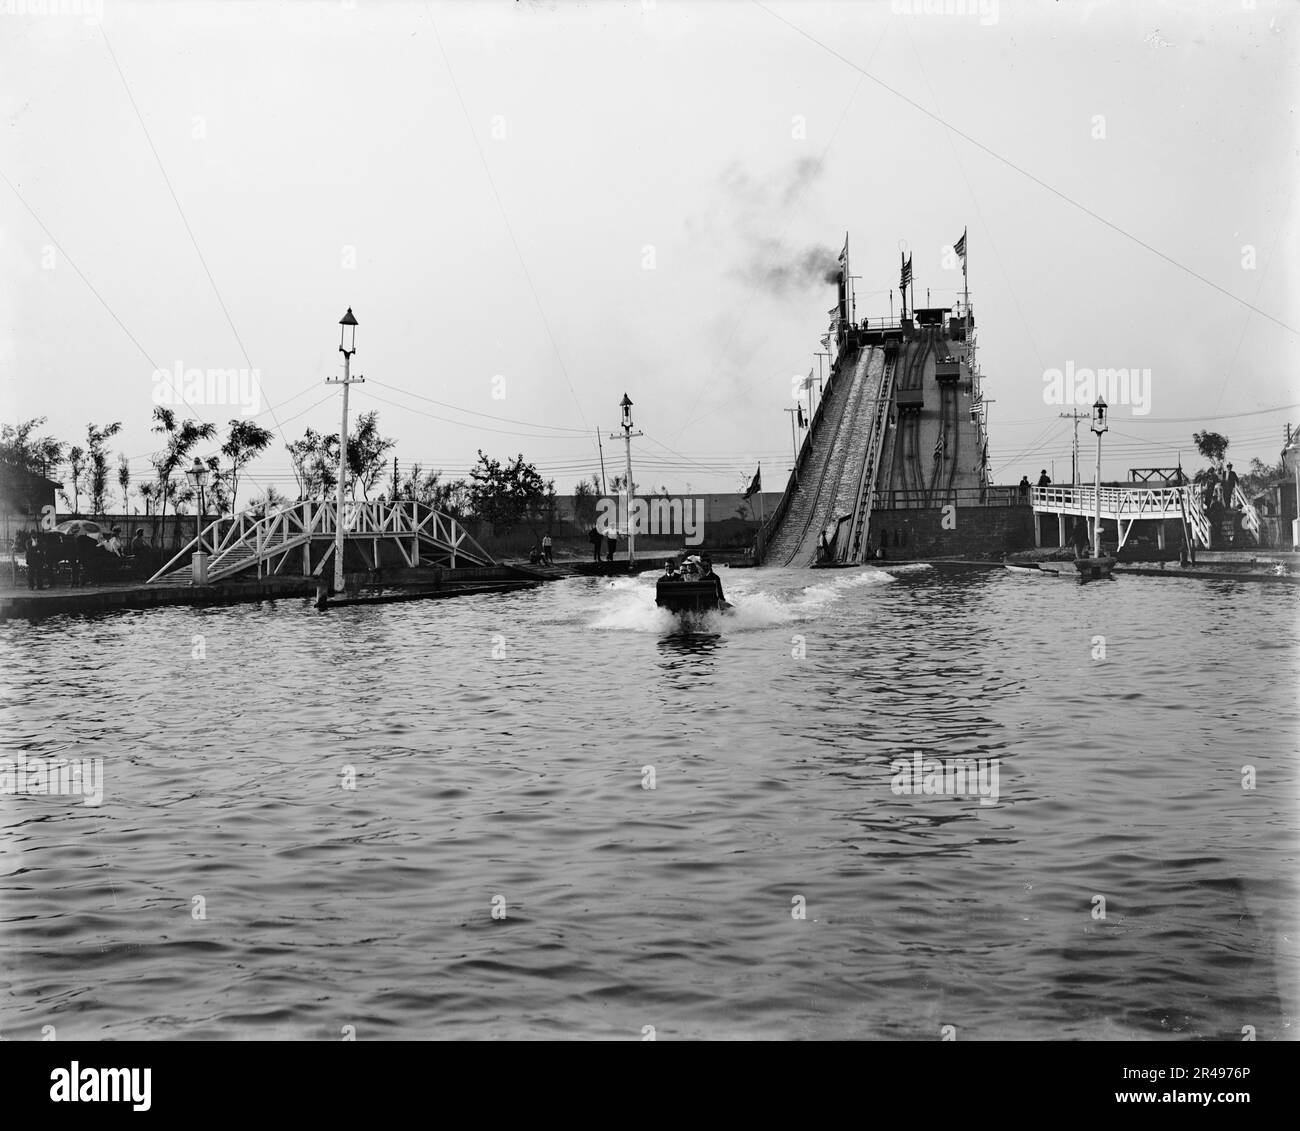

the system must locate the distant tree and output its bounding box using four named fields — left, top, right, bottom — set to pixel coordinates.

left=61, top=446, right=86, bottom=513
left=400, top=461, right=435, bottom=503
left=343, top=411, right=396, bottom=501
left=248, top=485, right=289, bottom=517
left=572, top=474, right=600, bottom=530
left=469, top=451, right=553, bottom=538
left=438, top=478, right=472, bottom=520
left=117, top=453, right=131, bottom=512
left=151, top=407, right=217, bottom=545
left=1243, top=456, right=1286, bottom=498
left=221, top=419, right=274, bottom=512
left=399, top=463, right=469, bottom=517
left=86, top=421, right=123, bottom=517
left=137, top=480, right=157, bottom=515
left=609, top=473, right=639, bottom=494
left=0, top=417, right=65, bottom=479
left=286, top=428, right=336, bottom=499
left=1193, top=430, right=1230, bottom=464
left=203, top=455, right=230, bottom=515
